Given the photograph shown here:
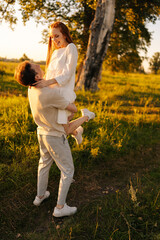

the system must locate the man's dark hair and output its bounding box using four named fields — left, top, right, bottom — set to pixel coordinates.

left=14, top=61, right=37, bottom=86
